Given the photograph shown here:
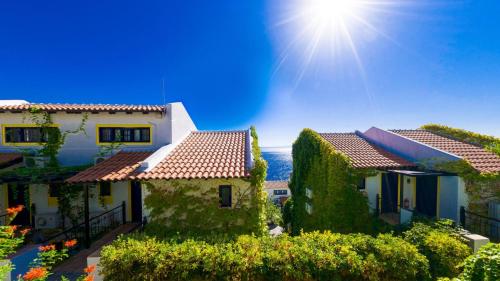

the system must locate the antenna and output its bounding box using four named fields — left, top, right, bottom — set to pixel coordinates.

left=161, top=78, right=166, bottom=105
